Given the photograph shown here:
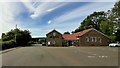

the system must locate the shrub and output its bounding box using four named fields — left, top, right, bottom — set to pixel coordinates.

left=1, top=28, right=32, bottom=49
left=2, top=40, right=16, bottom=50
